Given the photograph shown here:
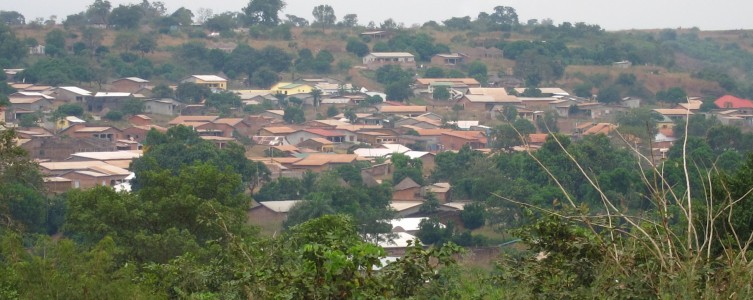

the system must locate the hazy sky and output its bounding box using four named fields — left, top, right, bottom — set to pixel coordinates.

left=9, top=0, right=753, bottom=31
